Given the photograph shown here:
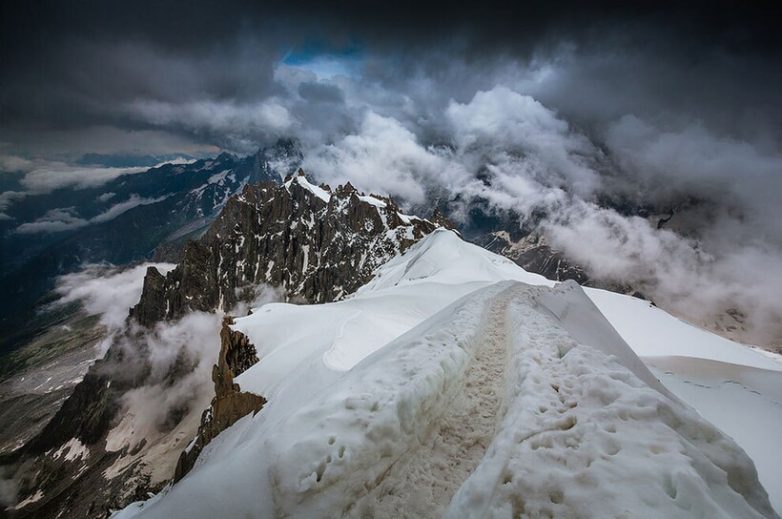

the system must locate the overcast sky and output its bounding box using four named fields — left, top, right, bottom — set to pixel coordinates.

left=2, top=0, right=782, bottom=346
left=1, top=1, right=780, bottom=158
